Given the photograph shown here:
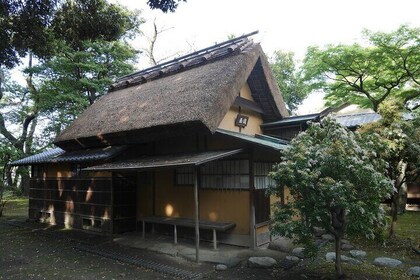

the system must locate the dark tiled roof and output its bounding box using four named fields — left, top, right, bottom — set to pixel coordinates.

left=216, top=129, right=288, bottom=151
left=51, top=146, right=126, bottom=163
left=334, top=113, right=381, bottom=128
left=10, top=146, right=125, bottom=166
left=10, top=148, right=65, bottom=166
left=261, top=113, right=320, bottom=127
left=83, top=149, right=243, bottom=171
